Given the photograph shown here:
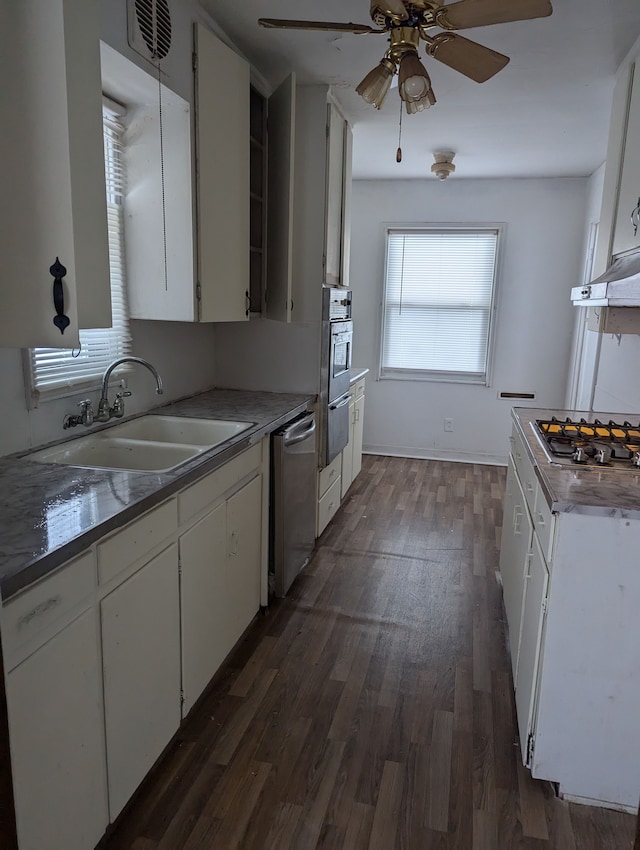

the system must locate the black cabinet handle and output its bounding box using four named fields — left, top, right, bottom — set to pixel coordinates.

left=50, top=257, right=70, bottom=334
left=245, top=290, right=251, bottom=317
